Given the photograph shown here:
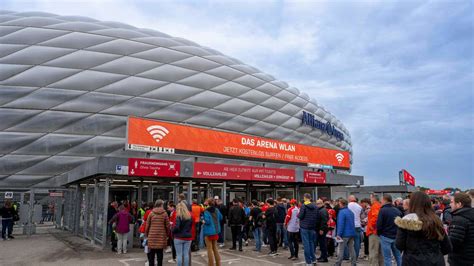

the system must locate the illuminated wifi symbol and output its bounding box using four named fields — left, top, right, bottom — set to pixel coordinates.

left=147, top=125, right=169, bottom=143
left=335, top=153, right=344, bottom=164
